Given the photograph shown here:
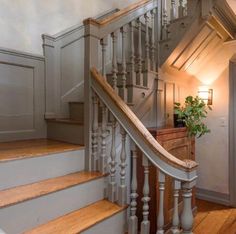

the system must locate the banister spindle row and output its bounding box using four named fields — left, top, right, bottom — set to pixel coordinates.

left=89, top=3, right=195, bottom=234
left=91, top=91, right=195, bottom=234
